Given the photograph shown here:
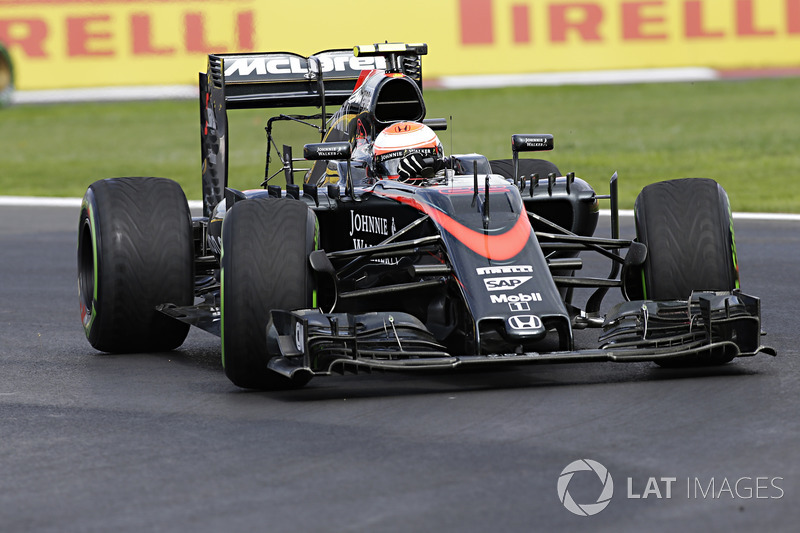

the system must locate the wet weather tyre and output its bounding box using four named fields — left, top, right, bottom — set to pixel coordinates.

left=490, top=159, right=560, bottom=182
left=221, top=199, right=317, bottom=390
left=78, top=177, right=193, bottom=353
left=634, top=178, right=738, bottom=301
